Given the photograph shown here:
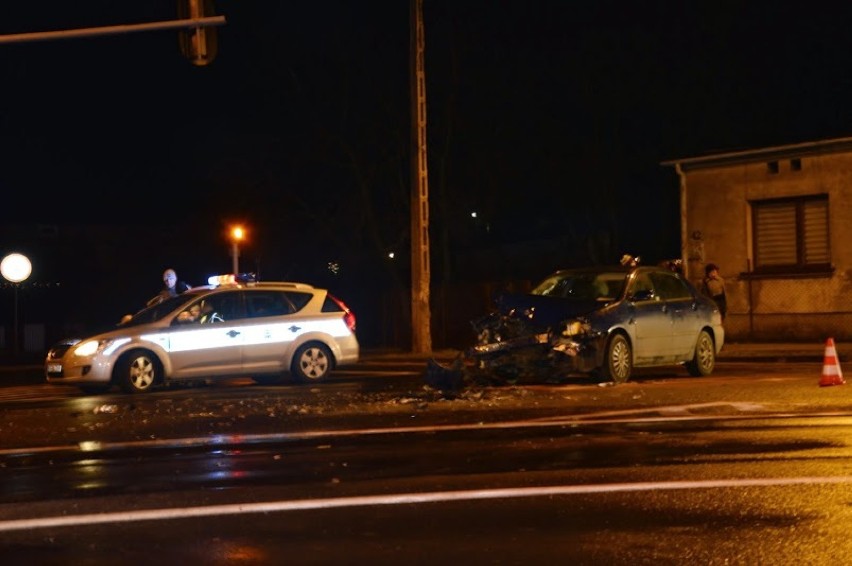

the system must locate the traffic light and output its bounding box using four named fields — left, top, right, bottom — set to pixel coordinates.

left=178, top=0, right=218, bottom=66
